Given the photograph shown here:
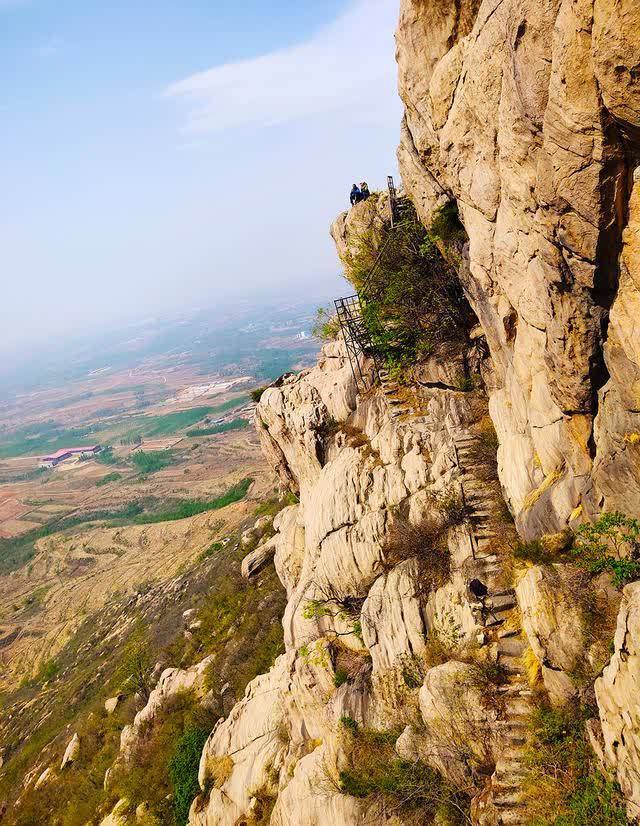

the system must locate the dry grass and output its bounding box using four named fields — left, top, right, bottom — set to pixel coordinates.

left=383, top=516, right=451, bottom=593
